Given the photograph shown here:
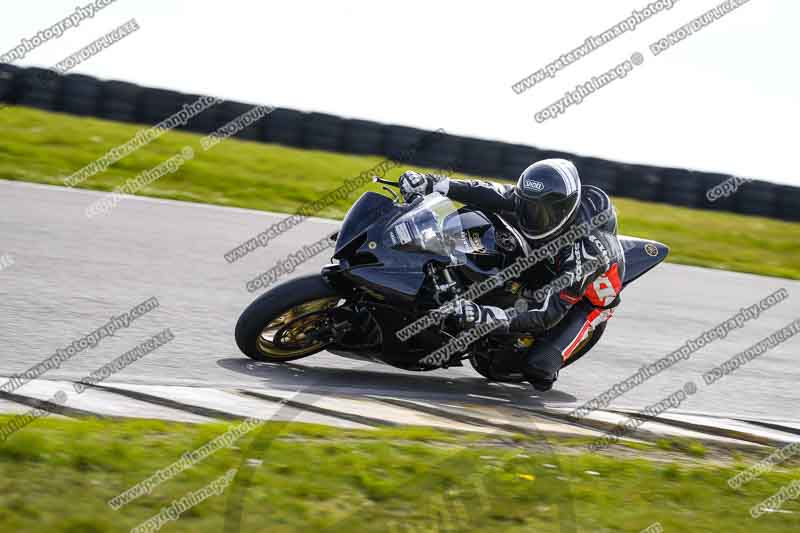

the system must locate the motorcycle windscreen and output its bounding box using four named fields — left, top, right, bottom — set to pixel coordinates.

left=448, top=209, right=496, bottom=255
left=382, top=194, right=467, bottom=265
left=335, top=192, right=395, bottom=259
